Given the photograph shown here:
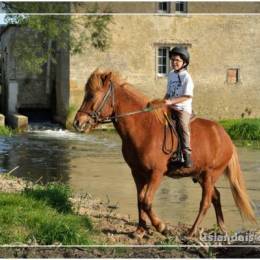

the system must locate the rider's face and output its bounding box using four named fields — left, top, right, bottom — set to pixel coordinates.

left=170, top=55, right=186, bottom=71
